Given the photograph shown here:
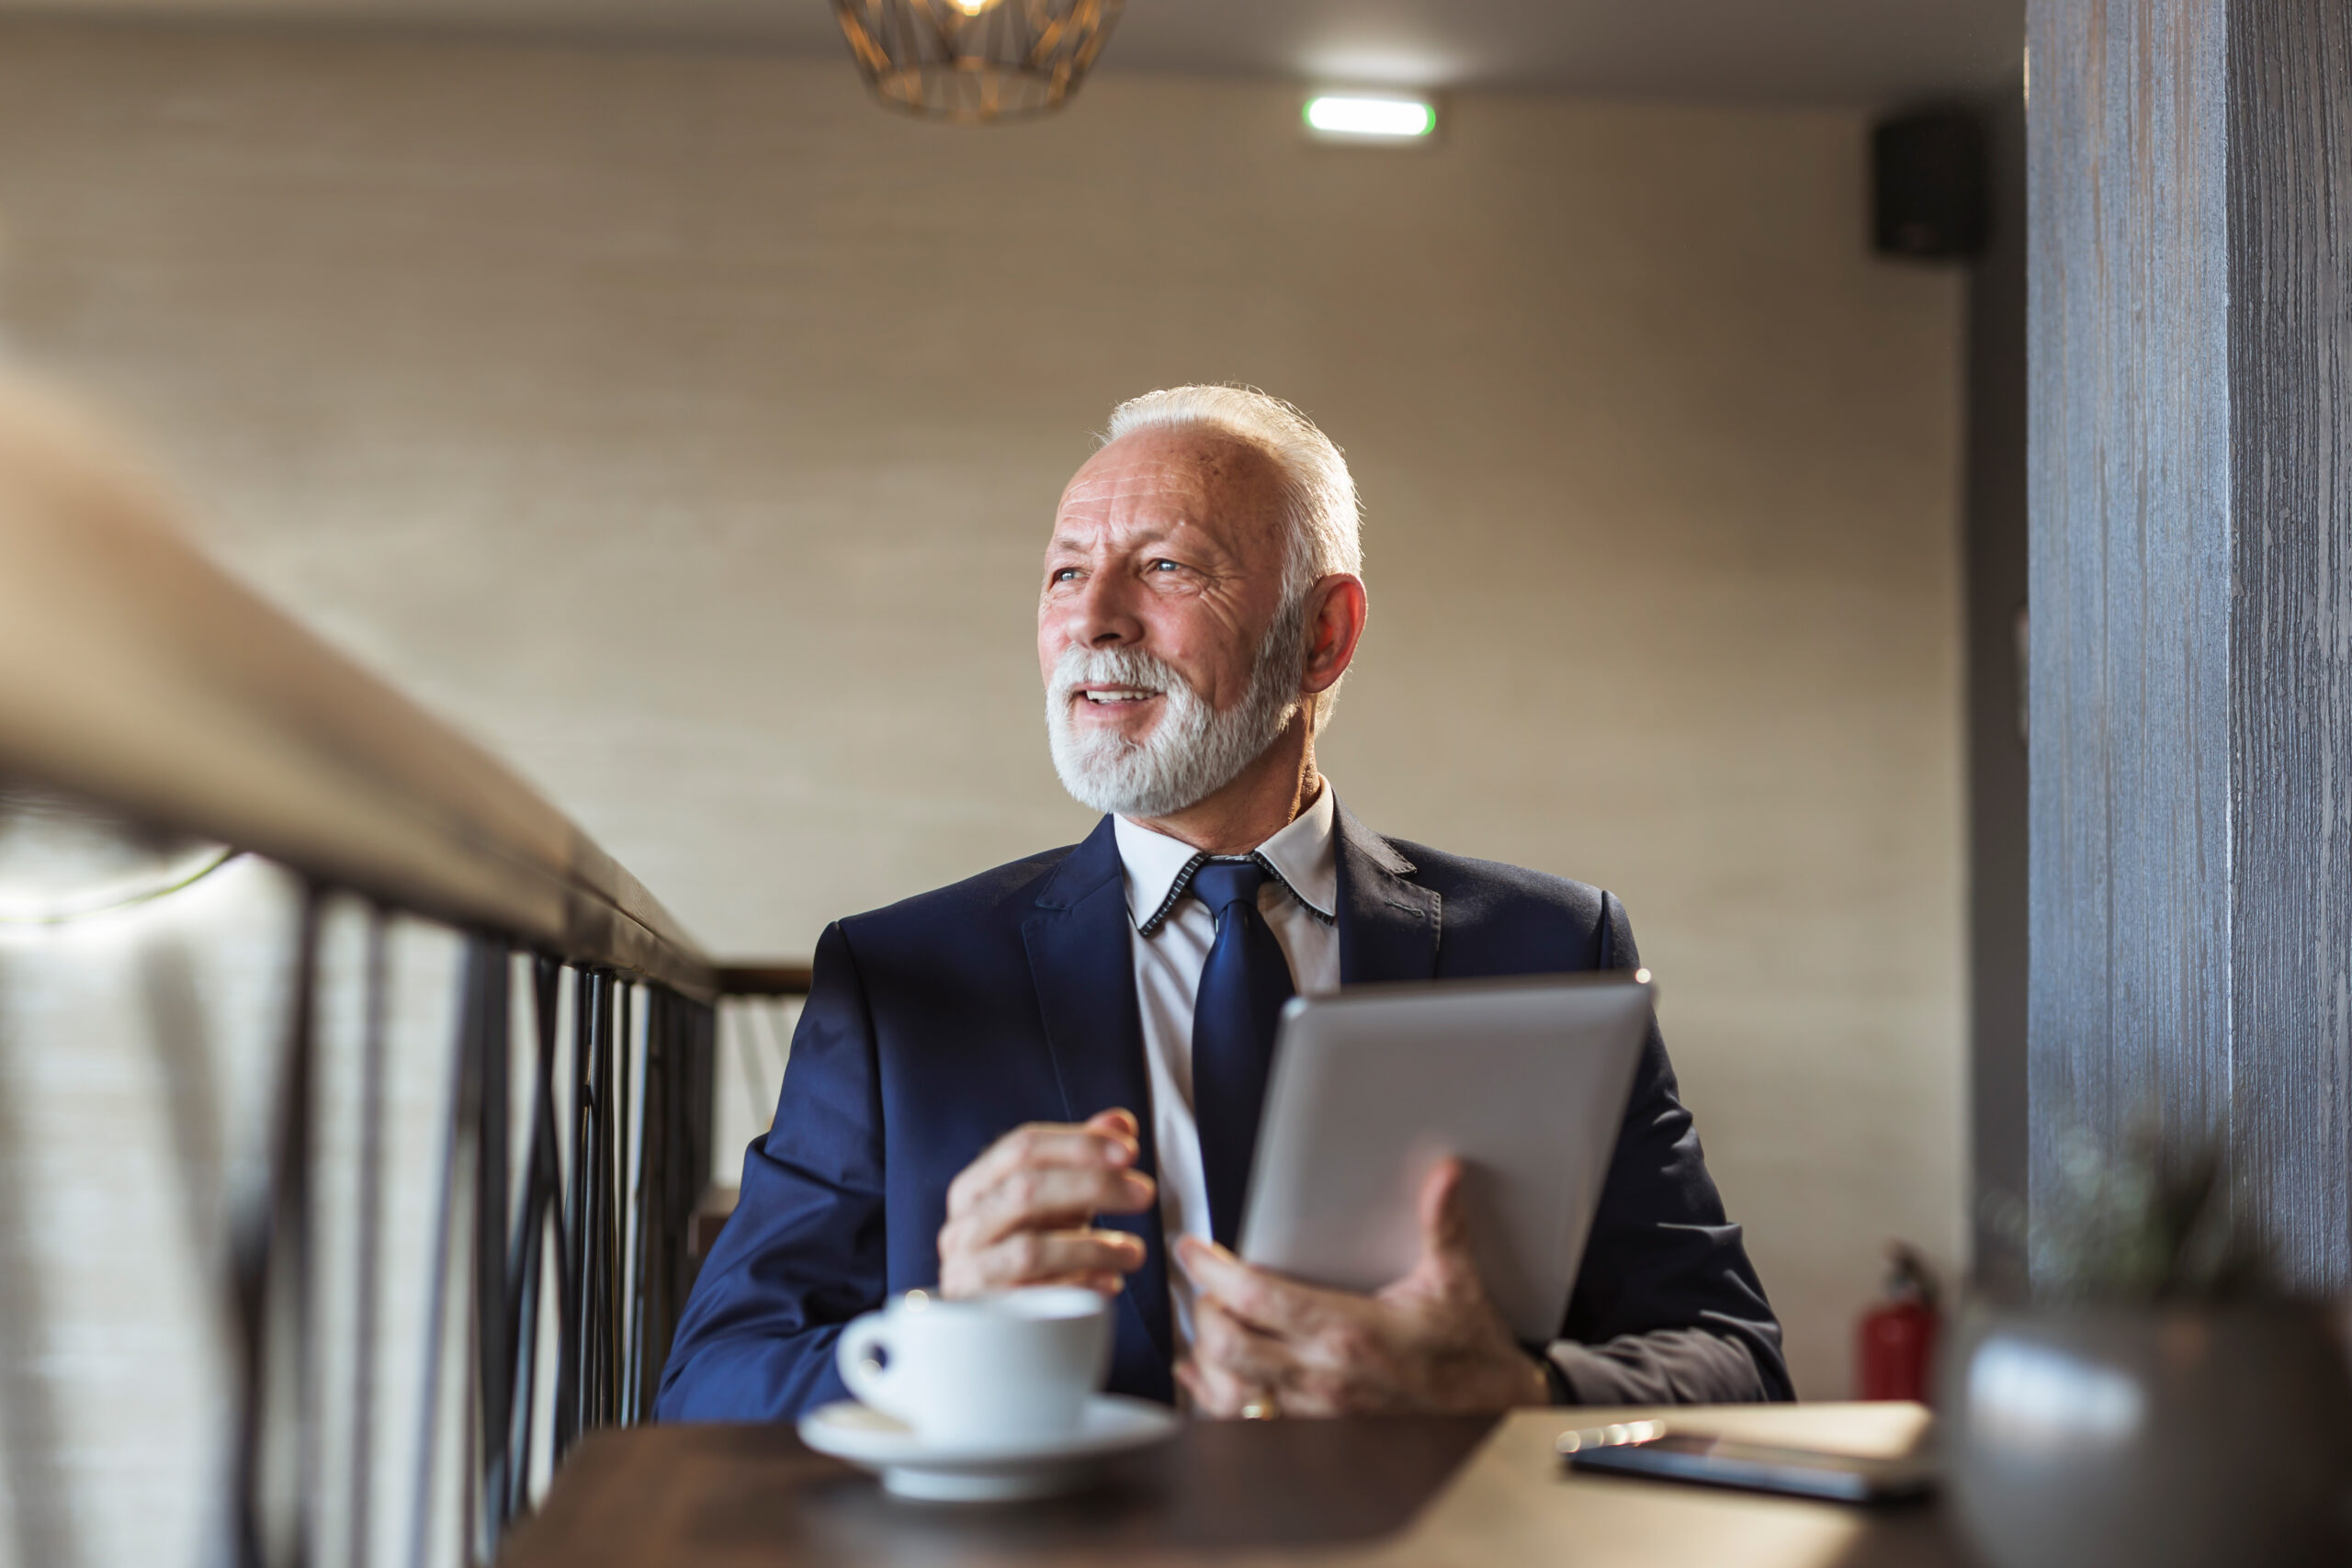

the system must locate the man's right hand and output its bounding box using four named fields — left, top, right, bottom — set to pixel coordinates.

left=938, top=1108, right=1157, bottom=1297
